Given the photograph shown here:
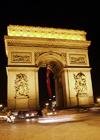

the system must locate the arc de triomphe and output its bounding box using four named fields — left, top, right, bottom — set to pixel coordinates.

left=4, top=25, right=94, bottom=110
